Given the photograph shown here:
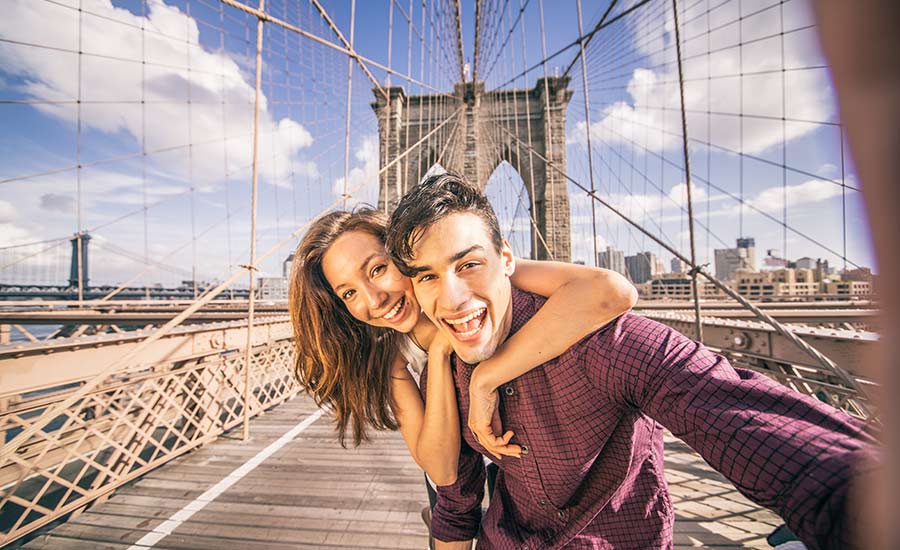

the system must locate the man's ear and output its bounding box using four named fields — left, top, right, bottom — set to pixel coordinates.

left=500, top=239, right=515, bottom=277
